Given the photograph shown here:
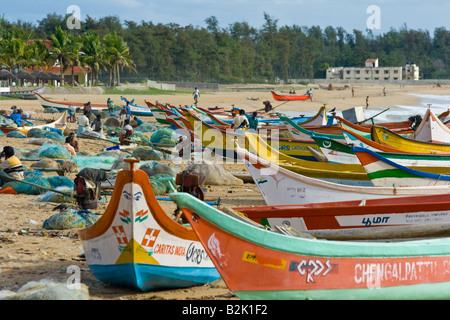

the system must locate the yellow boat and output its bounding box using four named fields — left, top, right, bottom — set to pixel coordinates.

left=372, top=125, right=450, bottom=154
left=245, top=132, right=450, bottom=184
left=243, top=132, right=370, bottom=184
left=182, top=108, right=322, bottom=161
